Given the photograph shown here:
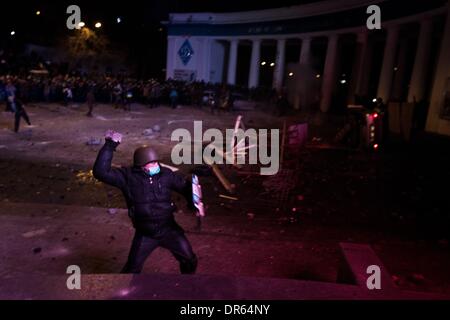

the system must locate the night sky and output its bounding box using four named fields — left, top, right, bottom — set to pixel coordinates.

left=0, top=1, right=325, bottom=46
left=0, top=0, right=322, bottom=77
